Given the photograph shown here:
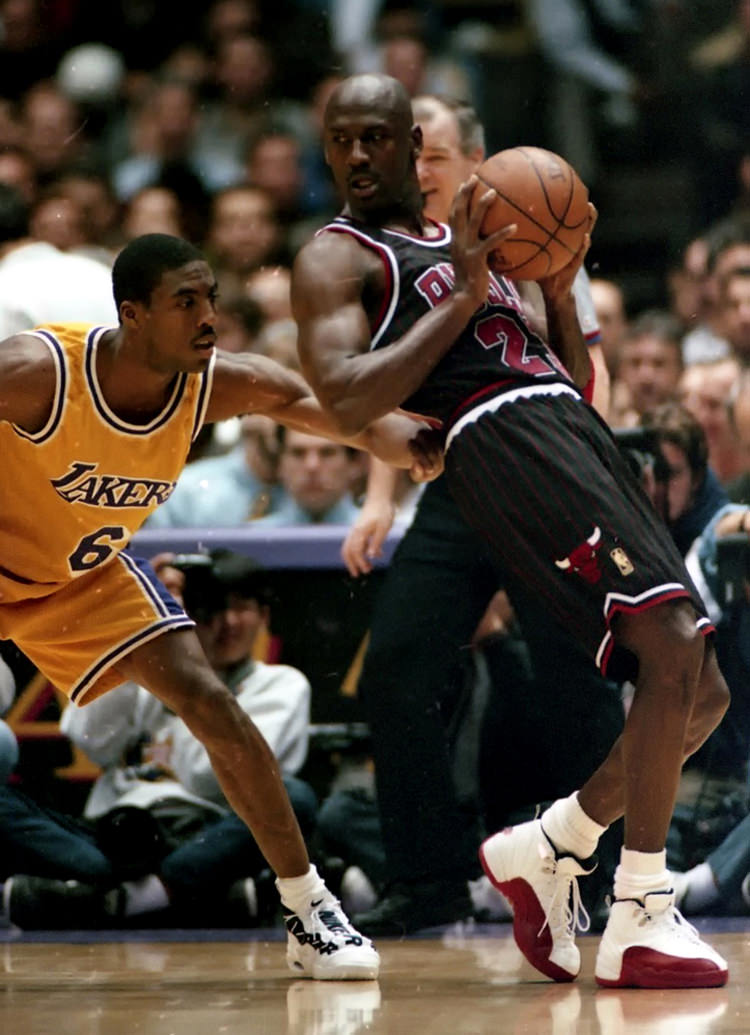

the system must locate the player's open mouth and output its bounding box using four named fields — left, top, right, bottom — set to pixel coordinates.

left=193, top=339, right=215, bottom=352
left=350, top=176, right=378, bottom=197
